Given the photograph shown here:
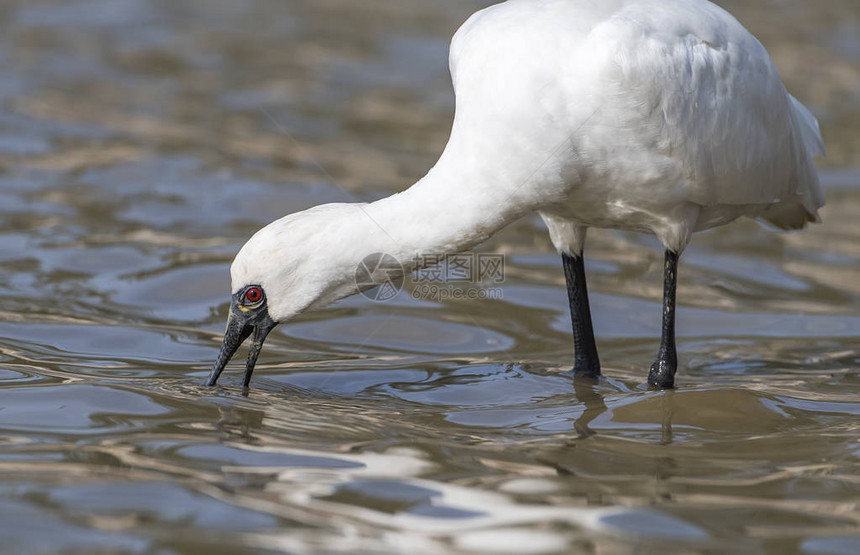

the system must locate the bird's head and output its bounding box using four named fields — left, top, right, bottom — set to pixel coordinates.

left=206, top=203, right=380, bottom=387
